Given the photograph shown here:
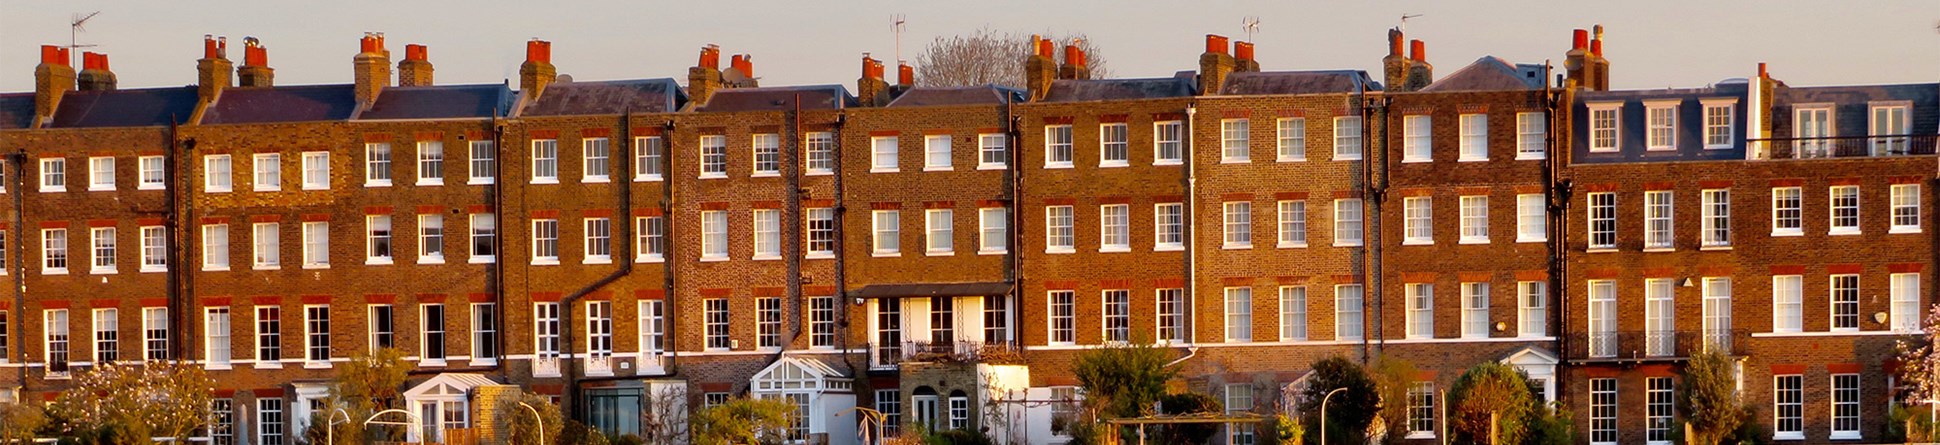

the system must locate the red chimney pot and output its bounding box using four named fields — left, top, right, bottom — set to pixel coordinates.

left=41, top=45, right=63, bottom=65
left=1205, top=34, right=1230, bottom=55
left=1234, top=41, right=1254, bottom=61
left=1572, top=29, right=1589, bottom=51
left=862, top=56, right=882, bottom=80
left=898, top=64, right=914, bottom=86
left=1409, top=40, right=1426, bottom=62
left=360, top=34, right=378, bottom=54
left=526, top=40, right=551, bottom=64
left=1758, top=62, right=1768, bottom=79
left=405, top=44, right=427, bottom=62
left=1035, top=37, right=1054, bottom=58
left=1590, top=39, right=1602, bottom=57
left=204, top=36, right=220, bottom=59
left=245, top=44, right=267, bottom=67
left=1063, top=45, right=1086, bottom=67
left=698, top=45, right=720, bottom=69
